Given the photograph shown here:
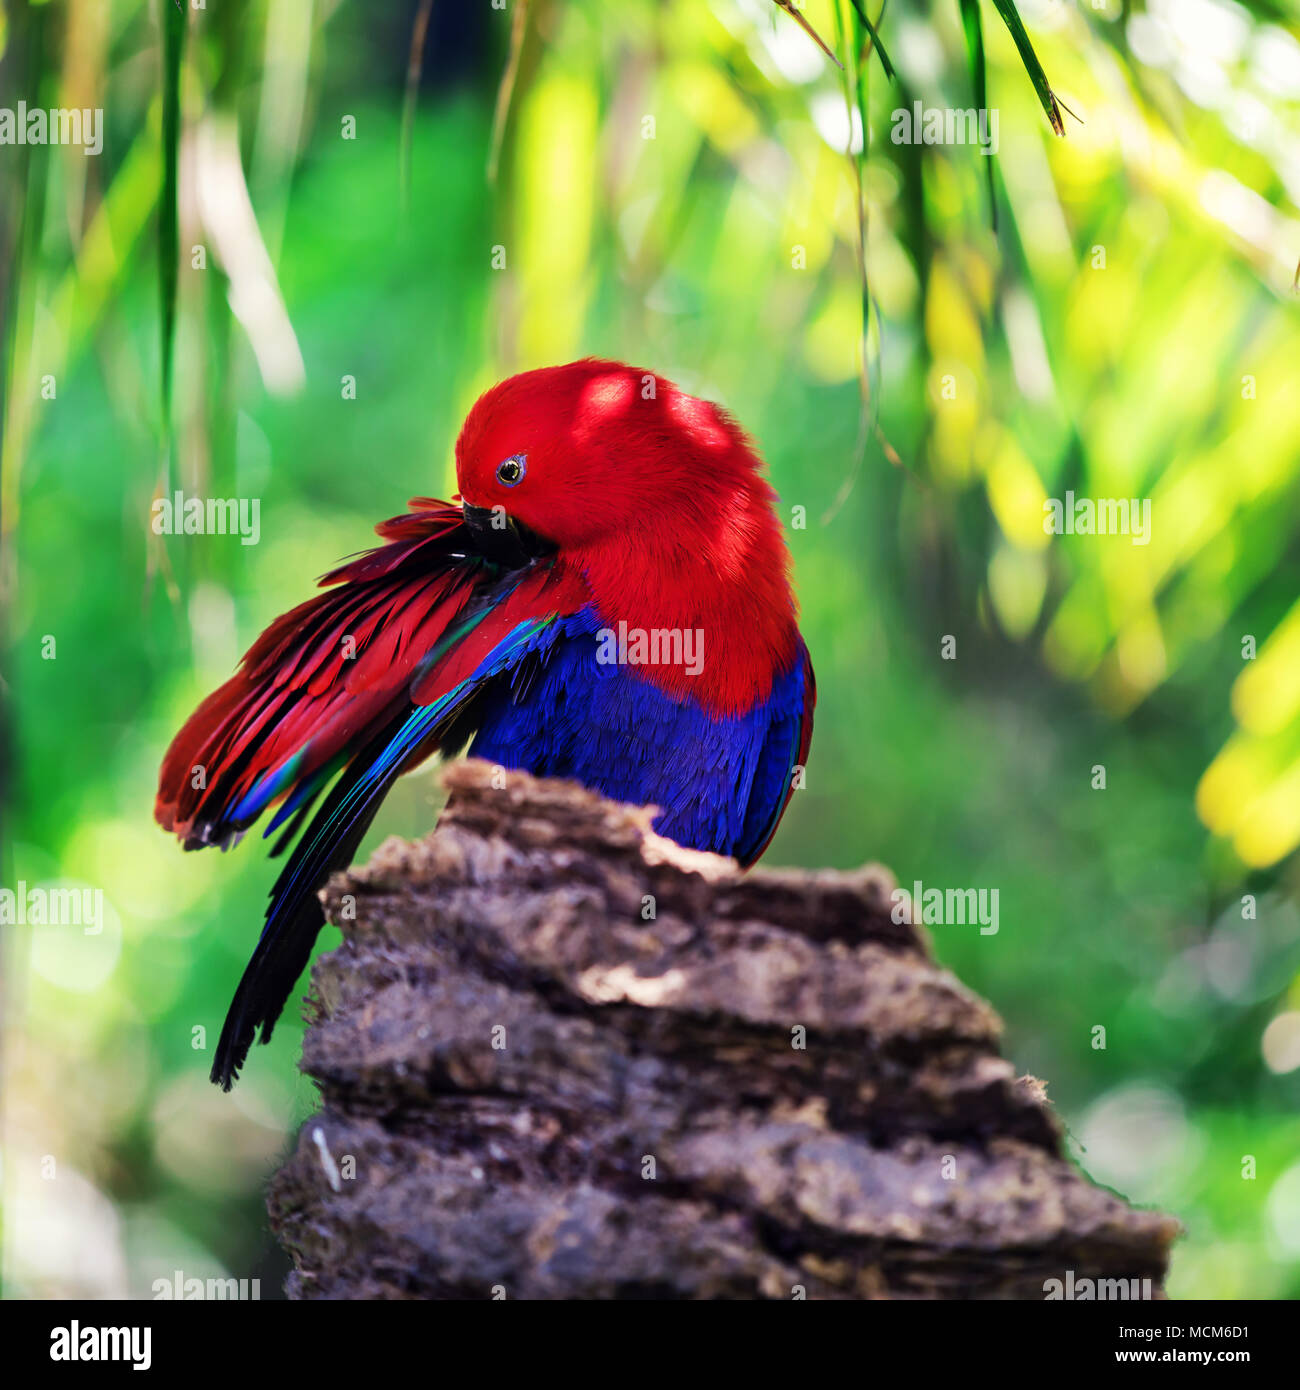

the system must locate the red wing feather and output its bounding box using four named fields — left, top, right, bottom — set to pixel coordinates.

left=155, top=501, right=482, bottom=847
